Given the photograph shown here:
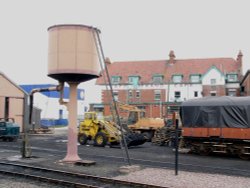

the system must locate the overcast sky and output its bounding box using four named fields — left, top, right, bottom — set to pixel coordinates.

left=0, top=0, right=249, bottom=103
